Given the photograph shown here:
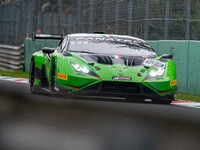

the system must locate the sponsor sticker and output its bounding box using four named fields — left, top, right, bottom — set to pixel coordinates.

left=112, top=77, right=132, bottom=81
left=57, top=73, right=68, bottom=80
left=170, top=79, right=177, bottom=86
left=156, top=77, right=163, bottom=80
left=77, top=72, right=86, bottom=76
